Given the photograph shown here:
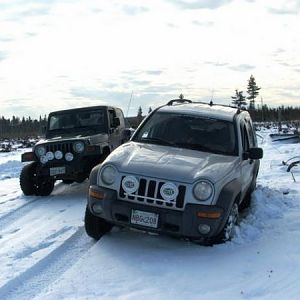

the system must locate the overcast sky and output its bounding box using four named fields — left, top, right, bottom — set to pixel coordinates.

left=0, top=0, right=299, bottom=118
